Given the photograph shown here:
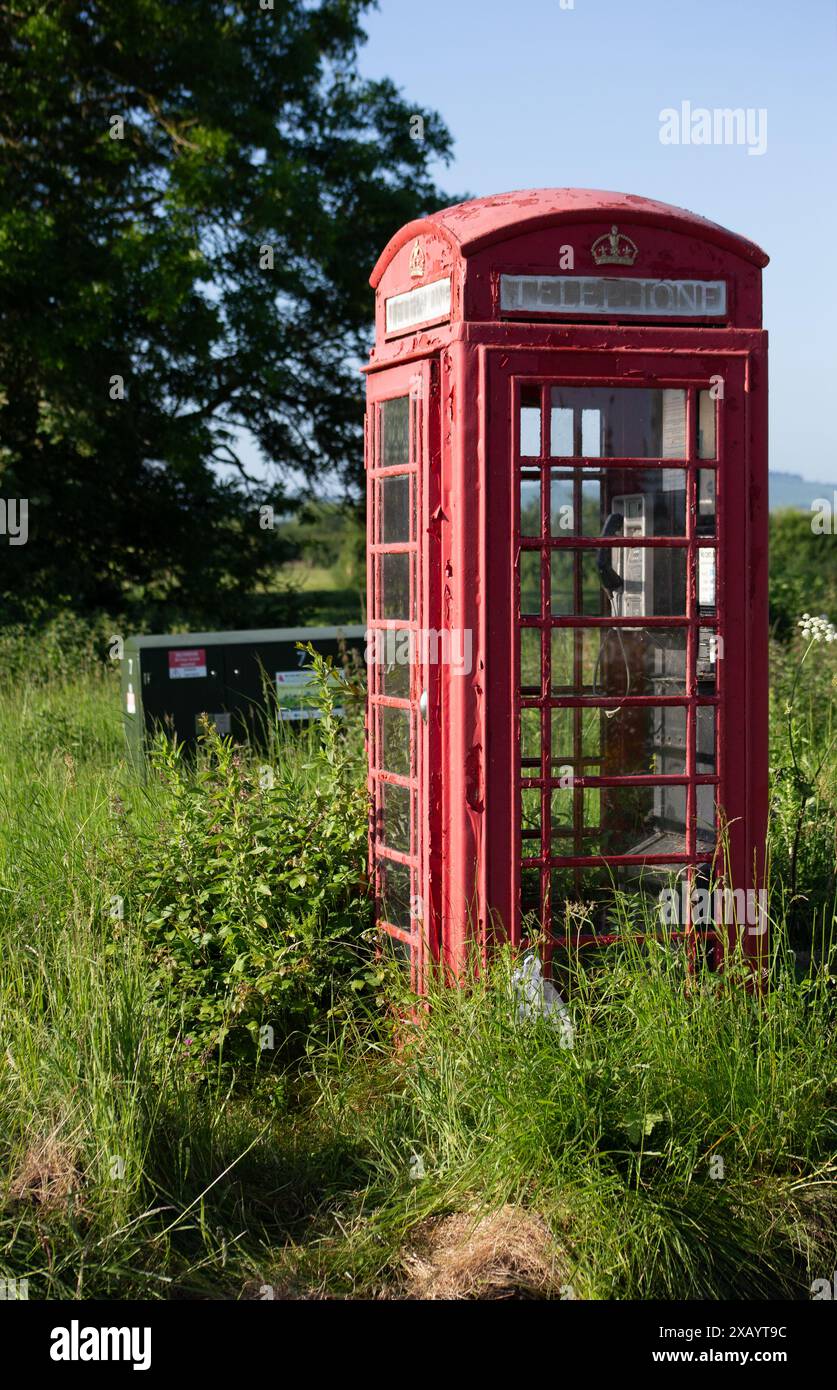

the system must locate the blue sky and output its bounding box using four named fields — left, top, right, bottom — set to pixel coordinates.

left=356, top=0, right=837, bottom=484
